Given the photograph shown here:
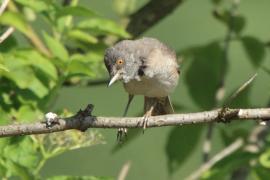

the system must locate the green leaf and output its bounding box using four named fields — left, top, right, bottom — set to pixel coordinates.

left=1, top=52, right=51, bottom=98
left=241, top=36, right=265, bottom=67
left=259, top=149, right=270, bottom=168
left=3, top=137, right=40, bottom=177
left=56, top=6, right=96, bottom=18
left=67, top=53, right=103, bottom=78
left=0, top=108, right=9, bottom=125
left=166, top=125, right=203, bottom=174
left=232, top=16, right=246, bottom=34
left=0, top=53, right=9, bottom=72
left=0, top=63, right=9, bottom=72
left=0, top=35, right=17, bottom=52
left=77, top=18, right=130, bottom=38
left=15, top=0, right=50, bottom=12
left=16, top=105, right=42, bottom=122
left=15, top=49, right=58, bottom=81
left=5, top=160, right=34, bottom=180
left=43, top=32, right=69, bottom=61
left=251, top=166, right=270, bottom=180
left=113, top=0, right=137, bottom=16
left=213, top=10, right=245, bottom=34
left=67, top=29, right=98, bottom=44
left=47, top=176, right=114, bottom=180
left=185, top=42, right=224, bottom=109
left=0, top=12, right=29, bottom=34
